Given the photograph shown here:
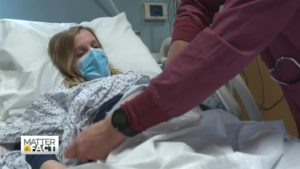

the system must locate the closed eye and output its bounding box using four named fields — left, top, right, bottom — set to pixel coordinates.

left=92, top=40, right=101, bottom=48
left=76, top=48, right=88, bottom=58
